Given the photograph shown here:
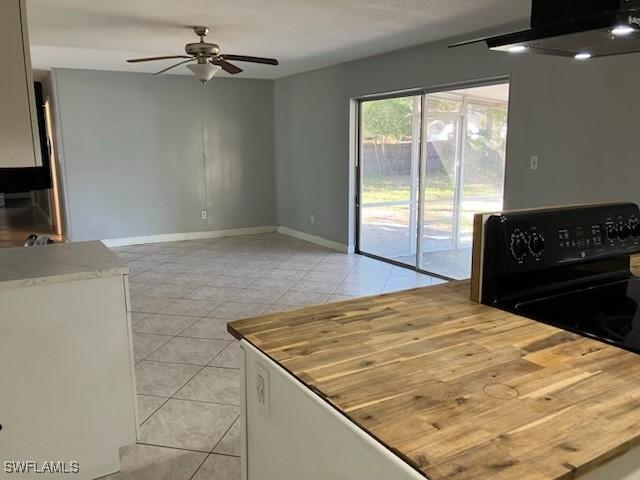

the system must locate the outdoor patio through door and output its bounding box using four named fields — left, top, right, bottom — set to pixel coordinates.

left=356, top=81, right=510, bottom=280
